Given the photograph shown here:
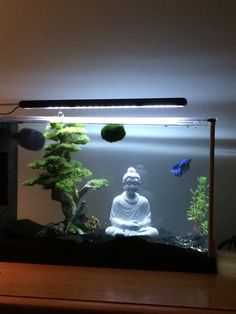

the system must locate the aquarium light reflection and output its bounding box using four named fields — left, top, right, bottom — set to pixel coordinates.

left=19, top=98, right=187, bottom=109
left=46, top=116, right=210, bottom=126
left=0, top=115, right=213, bottom=126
